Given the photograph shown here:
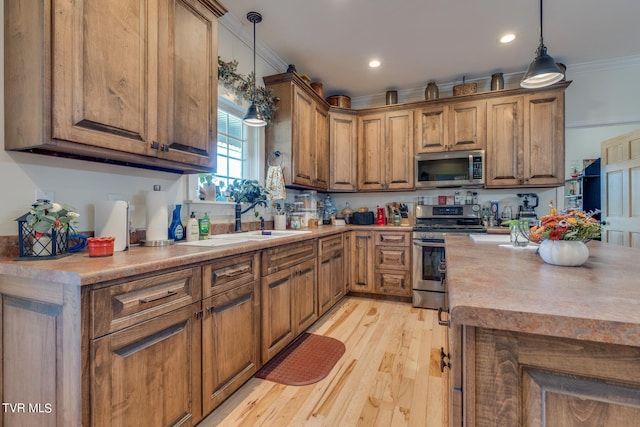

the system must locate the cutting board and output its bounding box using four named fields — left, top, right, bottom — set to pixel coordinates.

left=95, top=201, right=129, bottom=251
